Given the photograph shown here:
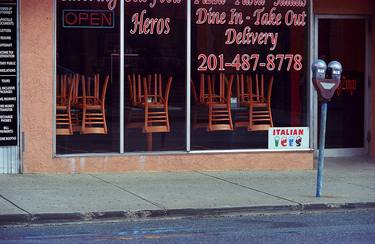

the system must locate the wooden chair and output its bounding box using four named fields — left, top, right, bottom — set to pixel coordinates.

left=247, top=74, right=274, bottom=131
left=81, top=74, right=109, bottom=134
left=56, top=74, right=74, bottom=135
left=205, top=73, right=234, bottom=131
left=142, top=74, right=172, bottom=133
